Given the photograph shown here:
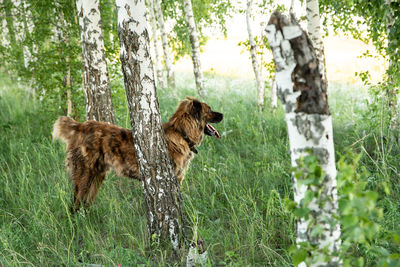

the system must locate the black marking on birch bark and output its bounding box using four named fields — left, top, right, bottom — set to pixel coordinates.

left=277, top=87, right=294, bottom=112
left=131, top=32, right=140, bottom=55
left=268, top=11, right=330, bottom=115
left=291, top=114, right=325, bottom=143
left=294, top=147, right=329, bottom=165
left=312, top=147, right=329, bottom=165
